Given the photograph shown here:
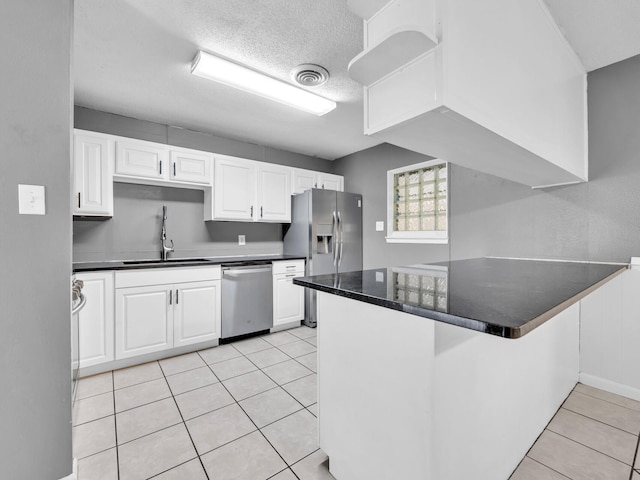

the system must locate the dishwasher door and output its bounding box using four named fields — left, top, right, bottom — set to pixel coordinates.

left=222, top=264, right=273, bottom=339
